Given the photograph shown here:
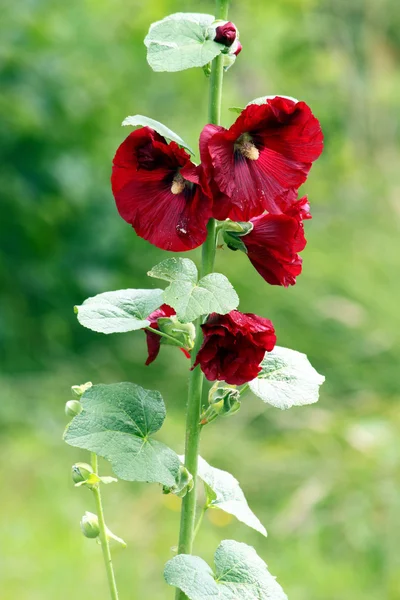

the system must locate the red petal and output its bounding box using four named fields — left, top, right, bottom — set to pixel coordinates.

left=145, top=330, right=161, bottom=366
left=112, top=129, right=212, bottom=251
left=200, top=98, right=323, bottom=220
left=244, top=212, right=307, bottom=286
